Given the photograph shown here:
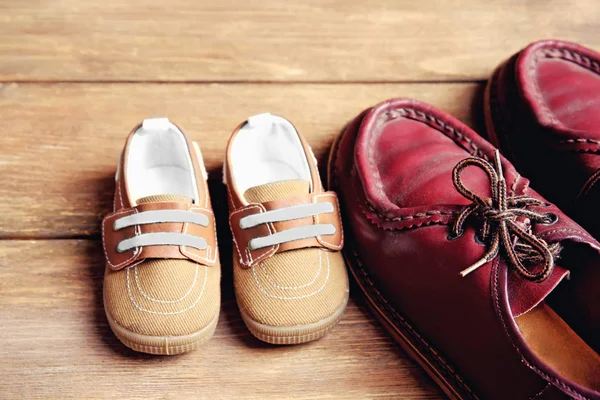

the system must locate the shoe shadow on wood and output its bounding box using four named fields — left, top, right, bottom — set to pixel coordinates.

left=470, top=82, right=487, bottom=138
